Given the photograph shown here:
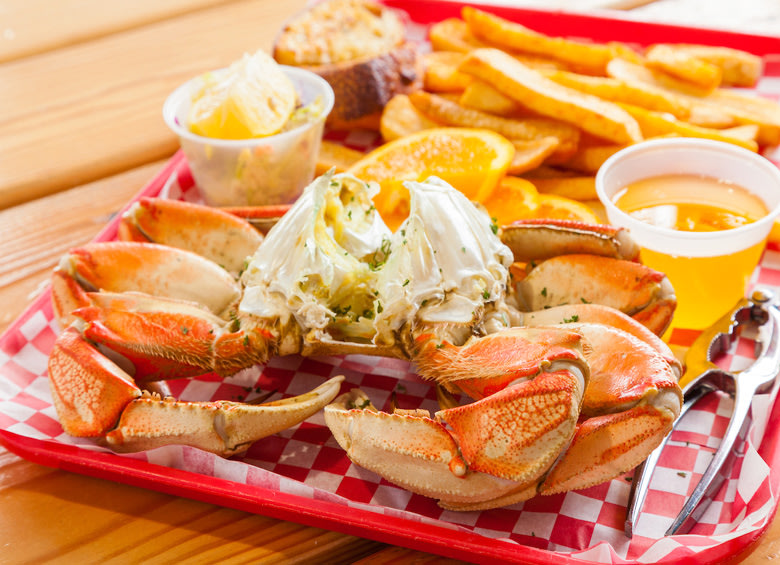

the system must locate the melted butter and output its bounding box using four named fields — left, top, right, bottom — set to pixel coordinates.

left=614, top=174, right=768, bottom=232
